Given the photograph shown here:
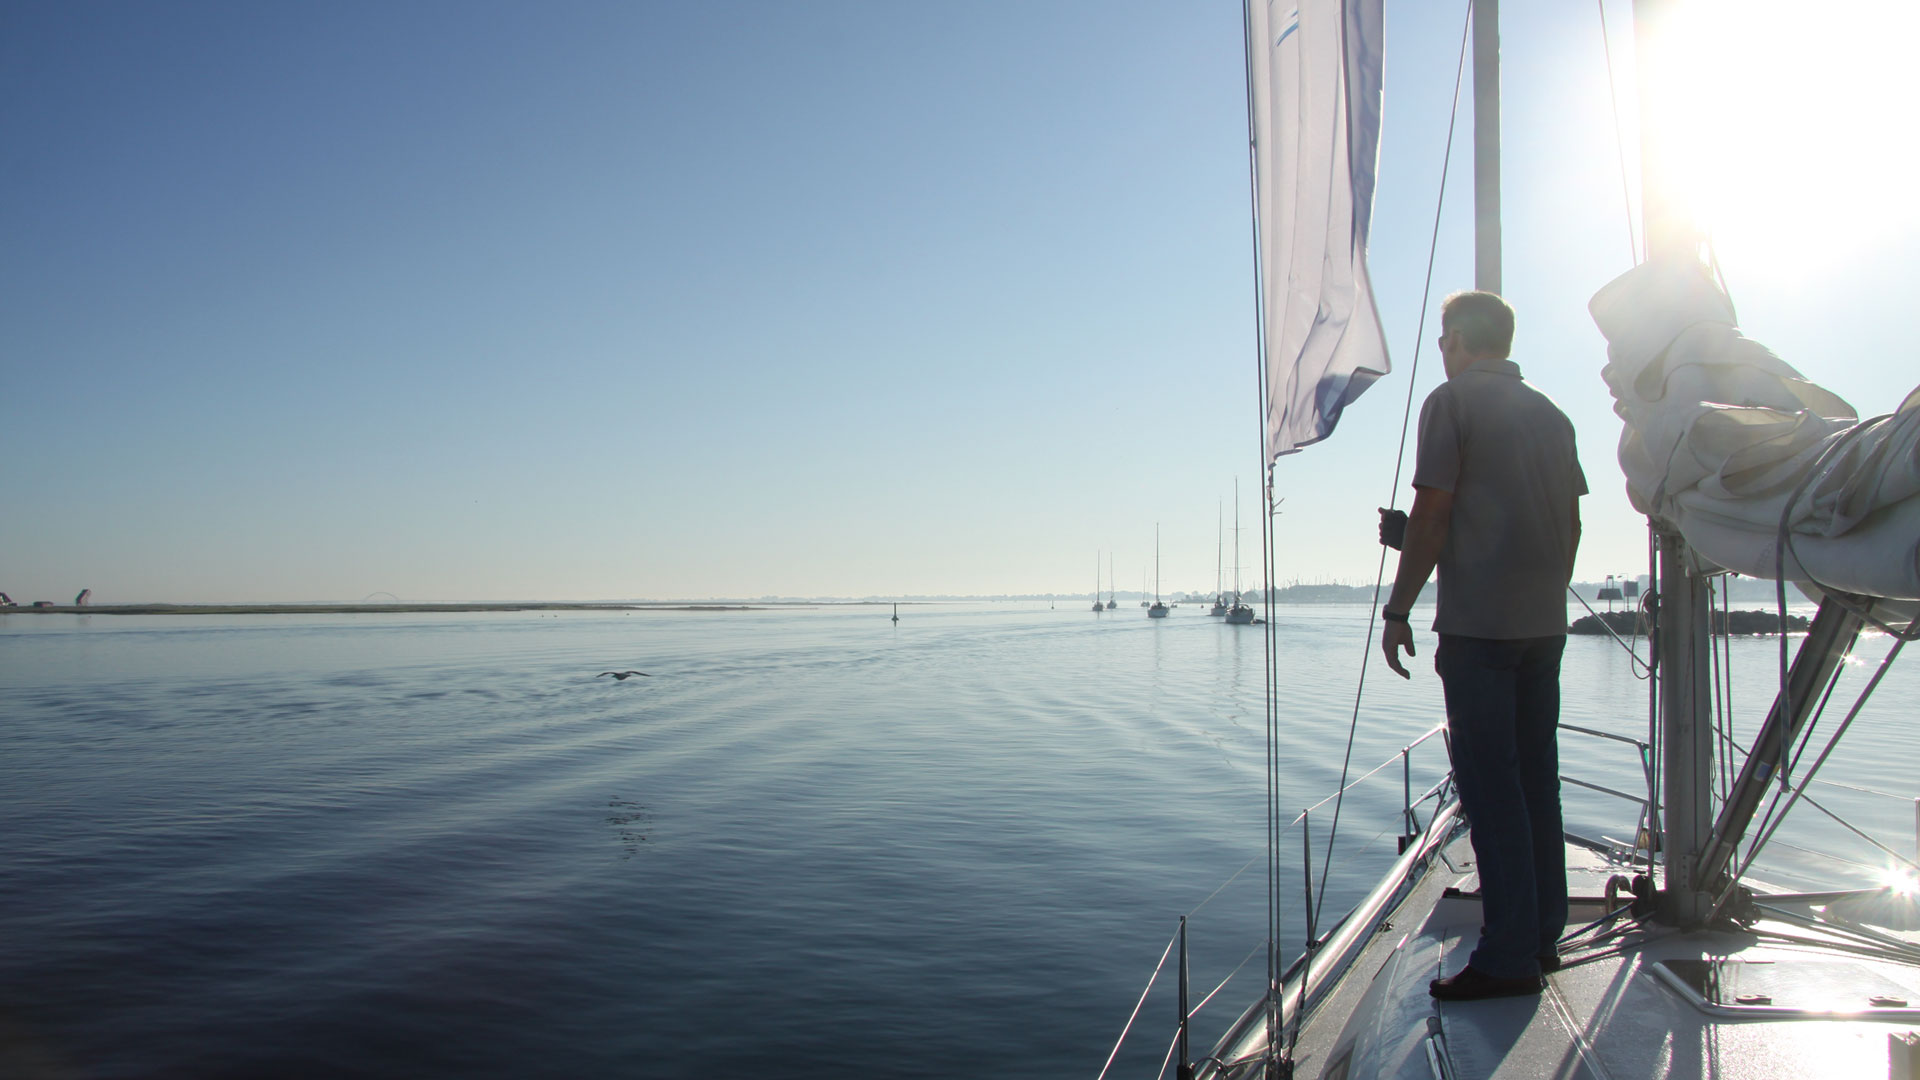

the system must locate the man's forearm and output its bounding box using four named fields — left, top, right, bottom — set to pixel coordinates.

left=1386, top=514, right=1448, bottom=613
